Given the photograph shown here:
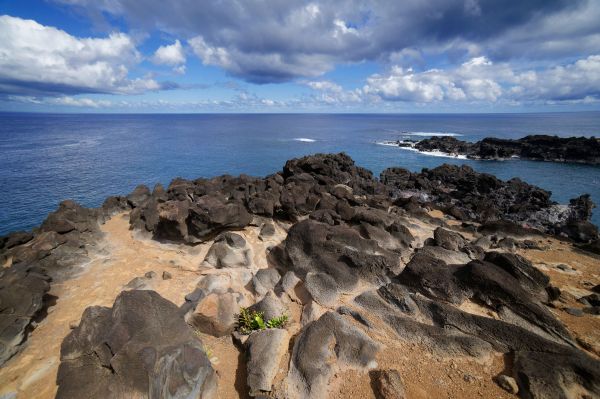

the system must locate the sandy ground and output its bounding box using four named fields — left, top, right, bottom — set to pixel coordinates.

left=0, top=212, right=598, bottom=399
left=0, top=213, right=209, bottom=398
